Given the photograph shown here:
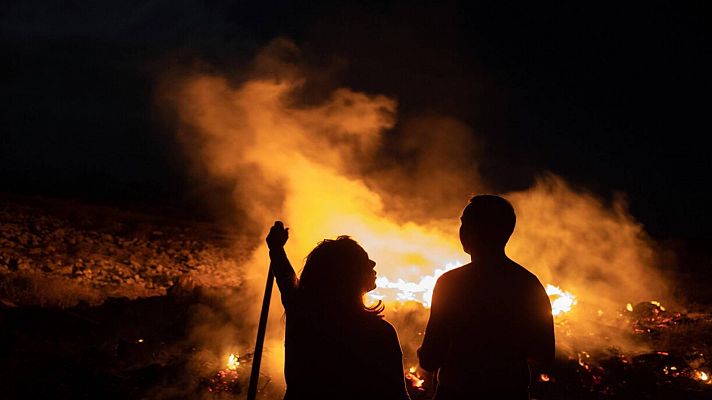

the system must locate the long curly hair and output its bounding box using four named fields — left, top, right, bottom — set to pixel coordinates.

left=297, top=236, right=383, bottom=316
